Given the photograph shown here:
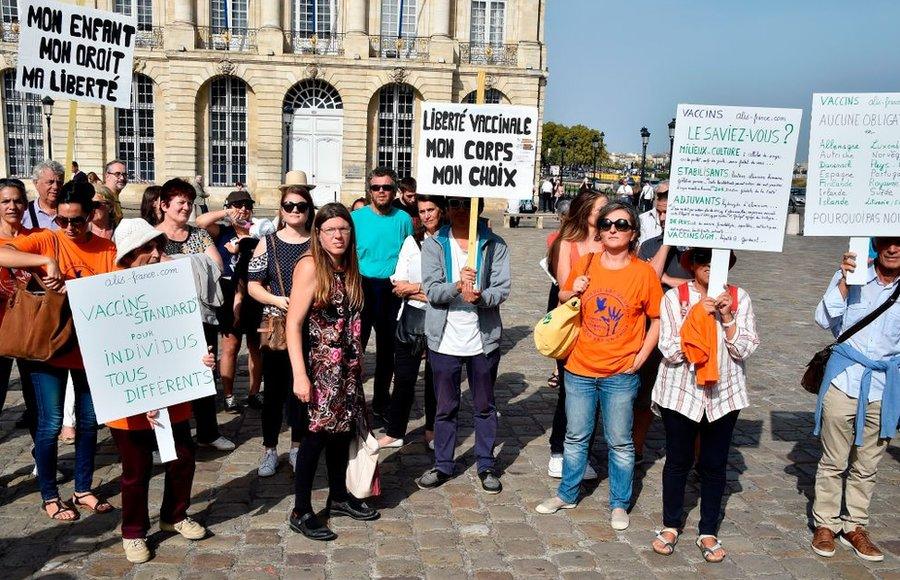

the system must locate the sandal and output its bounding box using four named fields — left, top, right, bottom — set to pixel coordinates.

left=42, top=498, right=80, bottom=522
left=652, top=527, right=680, bottom=555
left=547, top=371, right=560, bottom=389
left=696, top=535, right=726, bottom=563
left=72, top=492, right=115, bottom=514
